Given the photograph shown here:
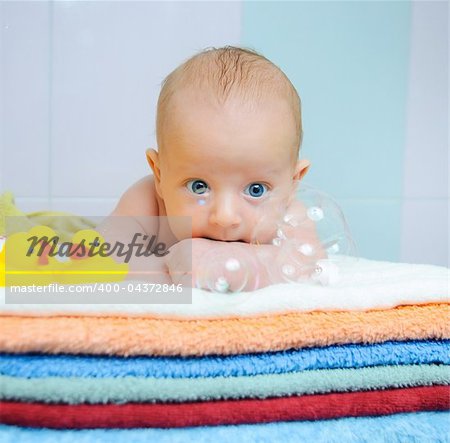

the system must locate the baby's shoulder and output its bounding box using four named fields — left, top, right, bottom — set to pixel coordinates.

left=112, top=175, right=161, bottom=217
